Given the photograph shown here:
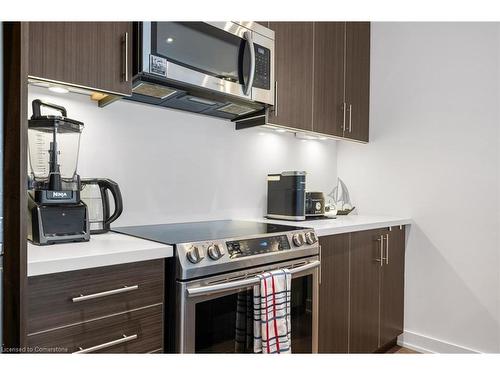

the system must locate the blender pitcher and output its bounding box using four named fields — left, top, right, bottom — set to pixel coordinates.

left=28, top=100, right=83, bottom=193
